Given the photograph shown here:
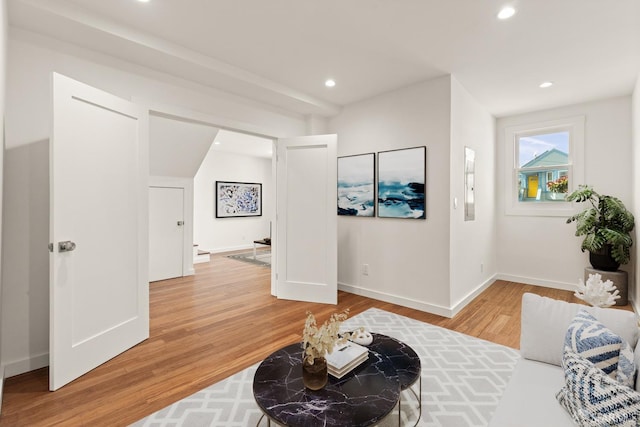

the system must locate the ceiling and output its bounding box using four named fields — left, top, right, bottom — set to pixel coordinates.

left=8, top=0, right=640, bottom=118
